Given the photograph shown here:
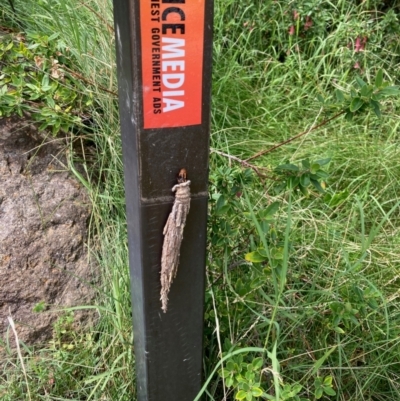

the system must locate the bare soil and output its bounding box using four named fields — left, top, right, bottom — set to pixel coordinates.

left=0, top=116, right=97, bottom=346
